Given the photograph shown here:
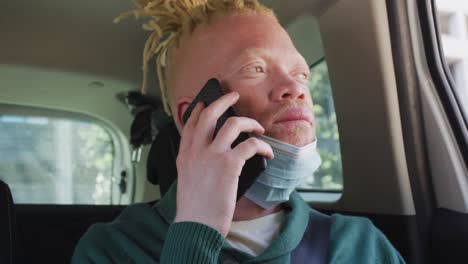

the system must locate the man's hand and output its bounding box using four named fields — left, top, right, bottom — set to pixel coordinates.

left=174, top=92, right=274, bottom=237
